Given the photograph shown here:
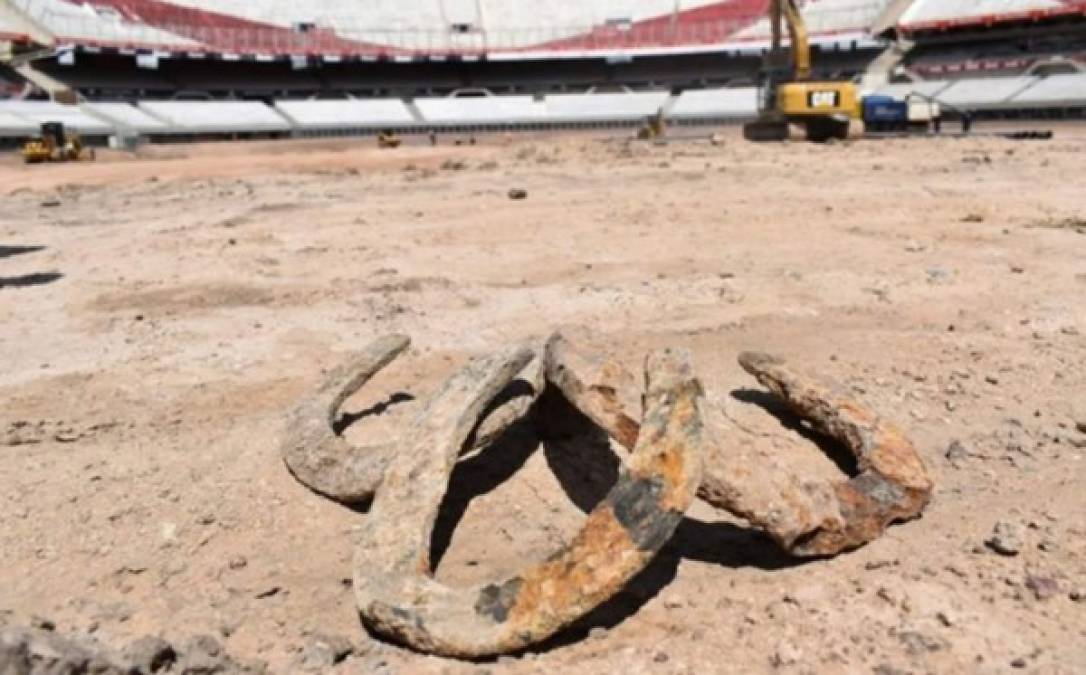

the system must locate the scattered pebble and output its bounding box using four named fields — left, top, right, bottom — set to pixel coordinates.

left=986, top=521, right=1023, bottom=556
left=1025, top=575, right=1060, bottom=601
left=508, top=188, right=528, bottom=200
